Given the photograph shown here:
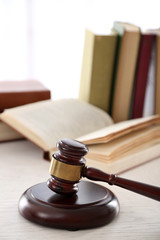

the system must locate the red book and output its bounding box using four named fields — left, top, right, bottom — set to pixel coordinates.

left=131, top=34, right=155, bottom=119
left=0, top=80, right=51, bottom=112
